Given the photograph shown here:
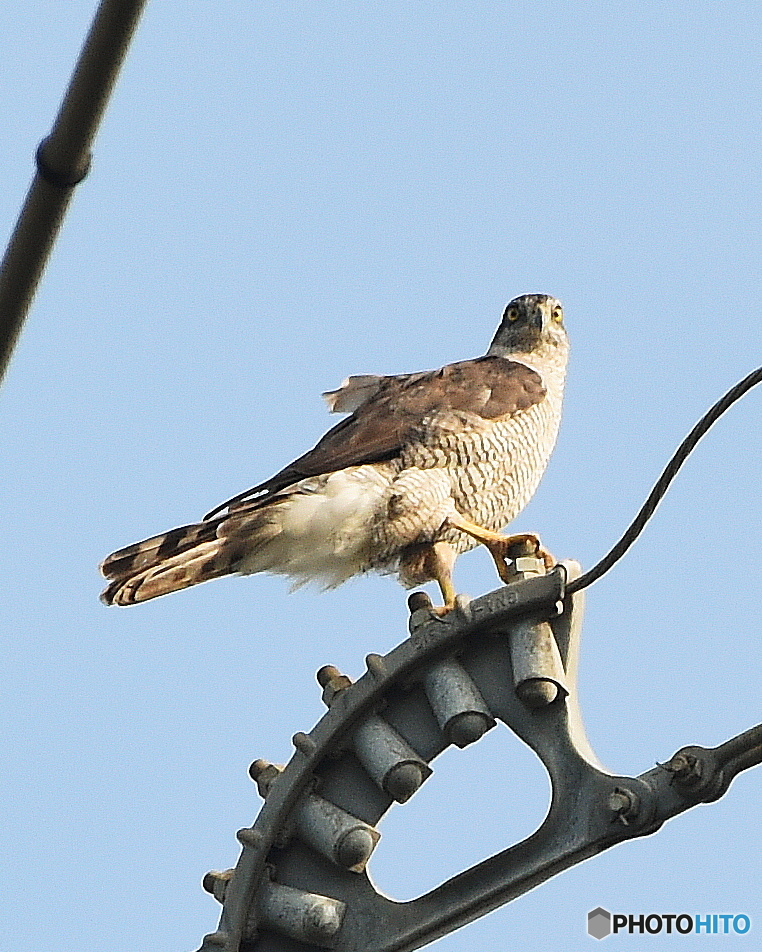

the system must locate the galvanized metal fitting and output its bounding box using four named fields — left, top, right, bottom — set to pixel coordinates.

left=607, top=786, right=640, bottom=826
left=249, top=759, right=283, bottom=798
left=317, top=665, right=353, bottom=706
left=353, top=715, right=432, bottom=802
left=194, top=564, right=762, bottom=952
left=664, top=750, right=703, bottom=787
left=510, top=619, right=568, bottom=709
left=202, top=869, right=233, bottom=904
left=496, top=540, right=569, bottom=709
left=423, top=657, right=495, bottom=748
left=257, top=880, right=346, bottom=948
left=293, top=792, right=380, bottom=873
